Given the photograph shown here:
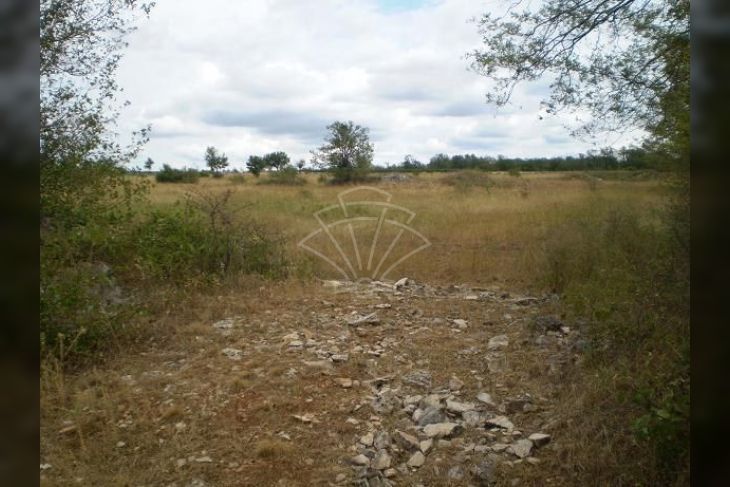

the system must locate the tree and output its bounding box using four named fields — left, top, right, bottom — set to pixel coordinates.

left=263, top=151, right=290, bottom=171
left=470, top=0, right=689, bottom=165
left=205, top=146, right=229, bottom=174
left=246, top=155, right=266, bottom=177
left=312, top=121, right=374, bottom=183
left=401, top=154, right=424, bottom=170
left=296, top=159, right=306, bottom=172
left=41, top=0, right=153, bottom=225
left=144, top=157, right=154, bottom=171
